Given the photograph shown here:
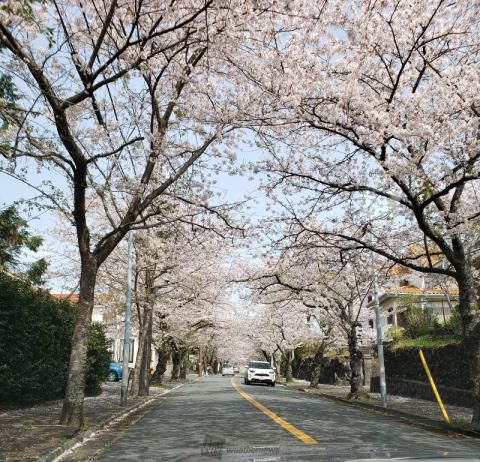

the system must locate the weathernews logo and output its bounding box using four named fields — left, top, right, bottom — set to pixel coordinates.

left=201, top=435, right=225, bottom=458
